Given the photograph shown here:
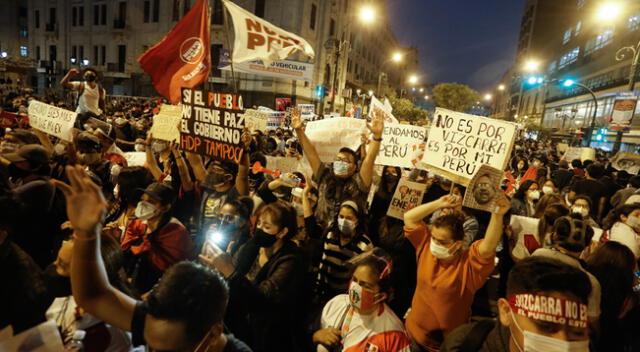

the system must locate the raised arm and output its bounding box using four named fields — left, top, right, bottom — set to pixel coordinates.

left=185, top=152, right=207, bottom=183
left=170, top=142, right=193, bottom=192
left=145, top=134, right=163, bottom=181
left=291, top=108, right=322, bottom=176
left=359, top=111, right=384, bottom=188
left=52, top=165, right=137, bottom=332
left=477, top=194, right=511, bottom=258
left=404, top=195, right=459, bottom=228
left=60, top=68, right=80, bottom=90
left=235, top=129, right=251, bottom=196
